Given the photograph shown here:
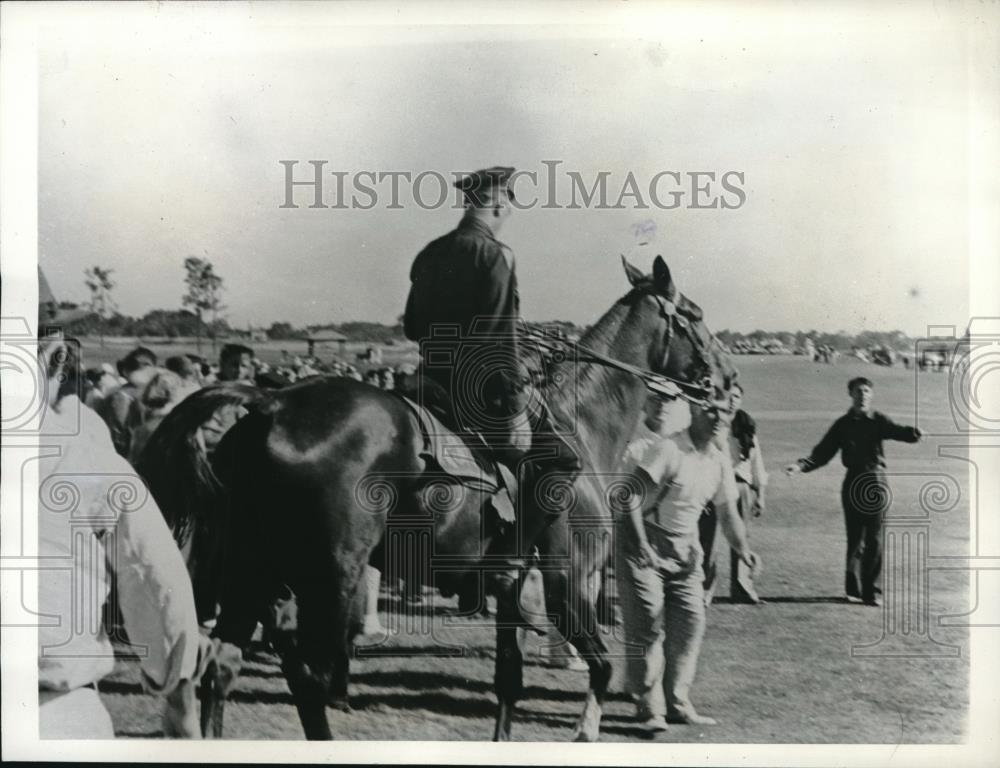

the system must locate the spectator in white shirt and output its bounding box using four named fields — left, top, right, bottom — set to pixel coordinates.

left=36, top=278, right=209, bottom=738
